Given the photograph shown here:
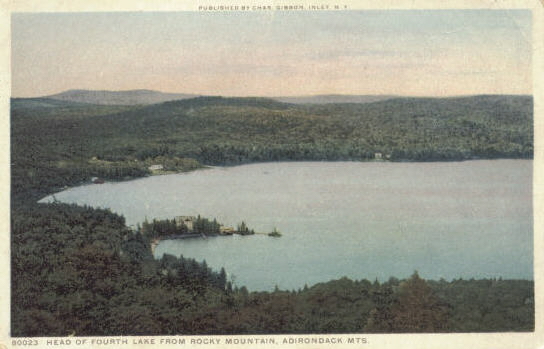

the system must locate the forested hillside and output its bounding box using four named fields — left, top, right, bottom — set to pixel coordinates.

left=11, top=95, right=532, bottom=202
left=66, top=94, right=534, bottom=164
left=11, top=94, right=534, bottom=335
left=11, top=203, right=534, bottom=336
